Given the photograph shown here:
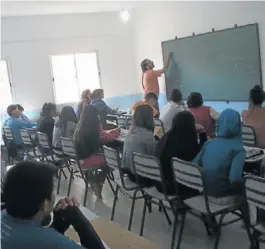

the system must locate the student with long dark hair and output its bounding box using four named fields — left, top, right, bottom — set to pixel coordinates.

left=121, top=105, right=156, bottom=186
left=187, top=92, right=219, bottom=137
left=76, top=89, right=91, bottom=120
left=52, top=106, right=77, bottom=149
left=37, top=103, right=57, bottom=143
left=157, top=111, right=202, bottom=196
left=242, top=85, right=265, bottom=148
left=74, top=106, right=119, bottom=197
